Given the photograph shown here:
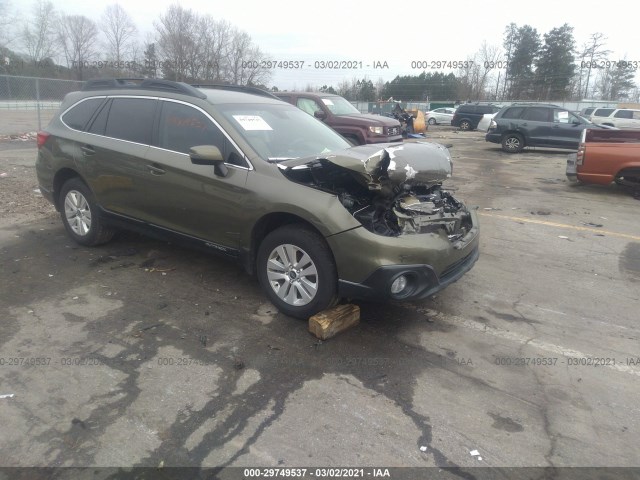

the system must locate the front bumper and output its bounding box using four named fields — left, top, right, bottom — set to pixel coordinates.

left=338, top=246, right=479, bottom=301
left=566, top=153, right=578, bottom=182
